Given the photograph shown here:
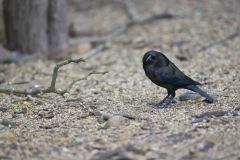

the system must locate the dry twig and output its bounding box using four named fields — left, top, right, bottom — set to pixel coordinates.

left=0, top=58, right=107, bottom=96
